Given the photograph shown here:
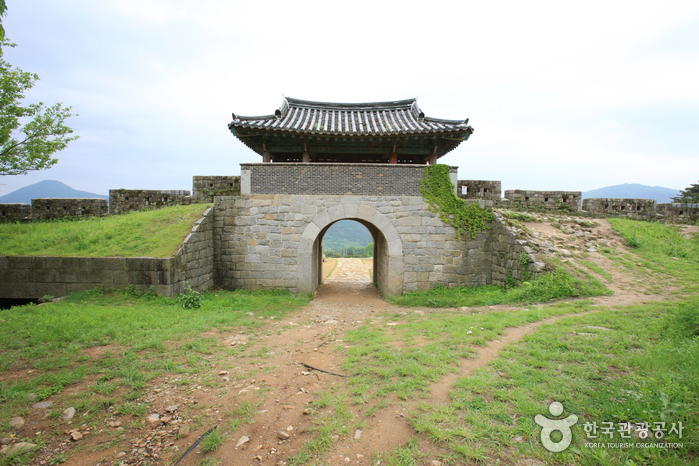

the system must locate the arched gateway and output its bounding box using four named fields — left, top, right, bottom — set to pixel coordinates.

left=213, top=97, right=523, bottom=296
